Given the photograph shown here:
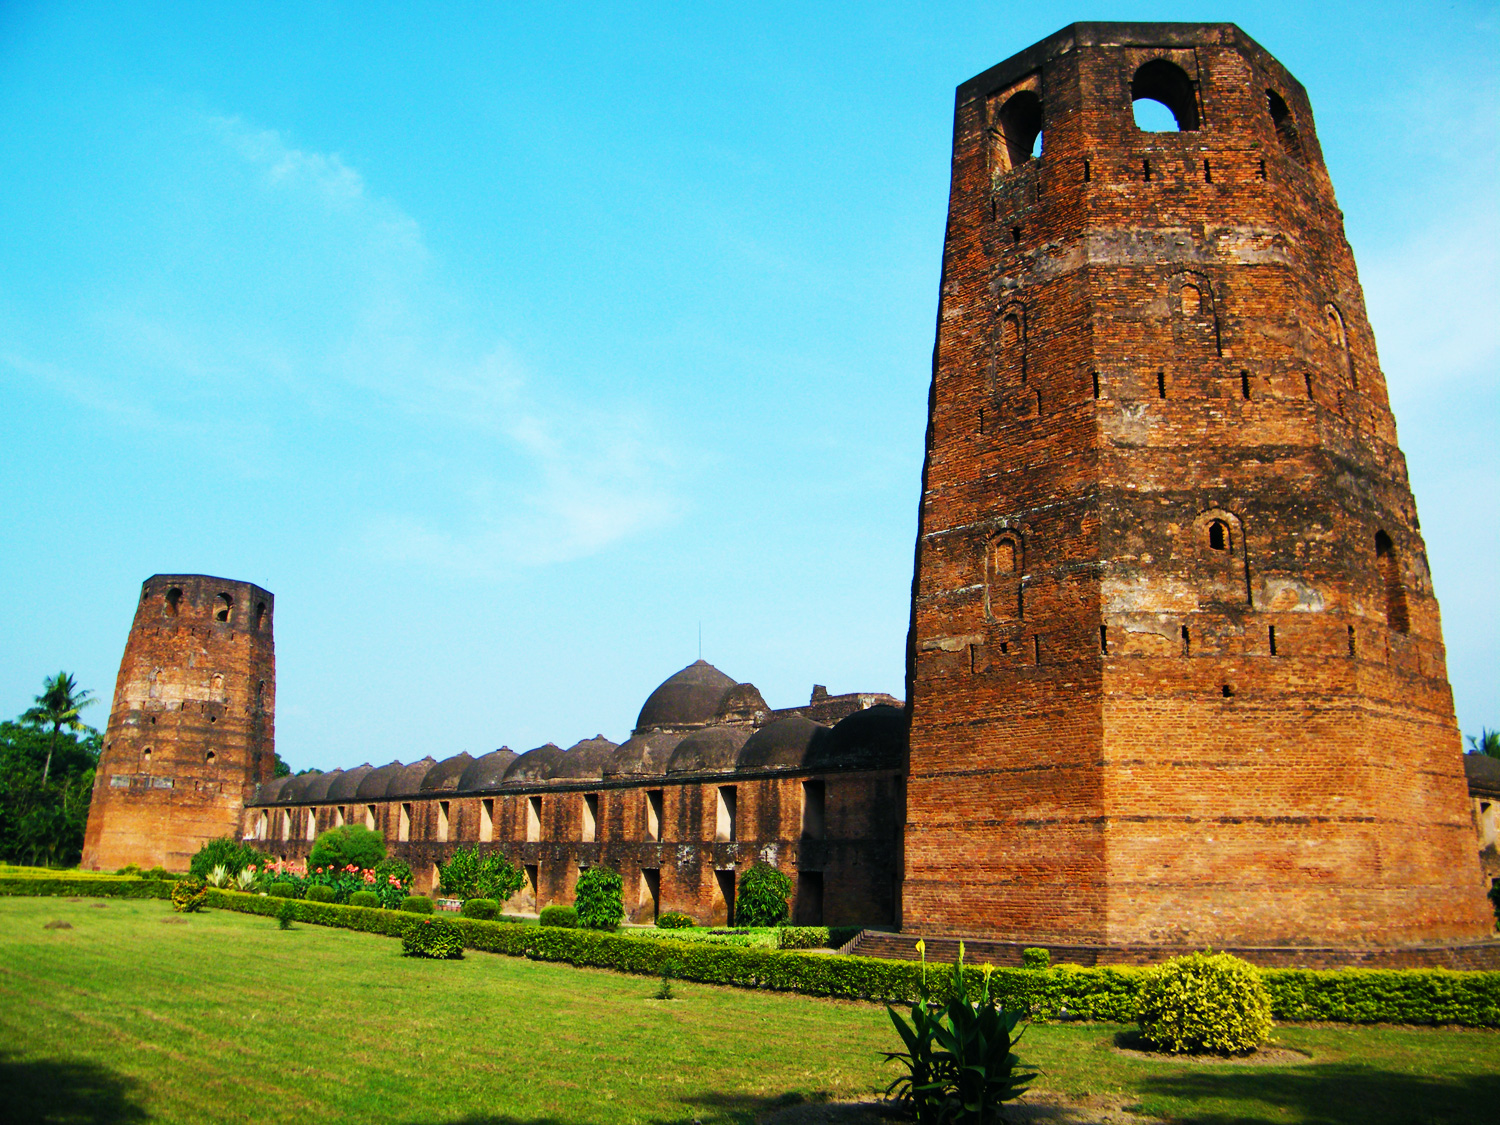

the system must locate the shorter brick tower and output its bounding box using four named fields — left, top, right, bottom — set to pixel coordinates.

left=81, top=575, right=275, bottom=871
